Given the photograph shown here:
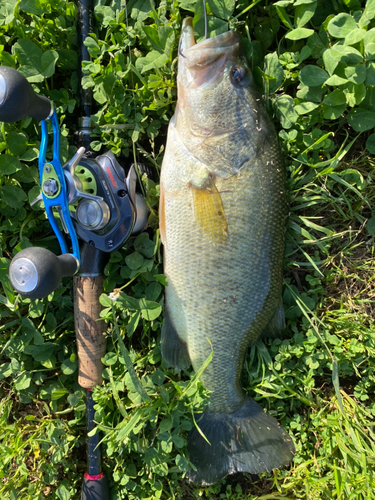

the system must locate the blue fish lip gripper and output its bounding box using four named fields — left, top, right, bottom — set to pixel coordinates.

left=39, top=107, right=81, bottom=269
